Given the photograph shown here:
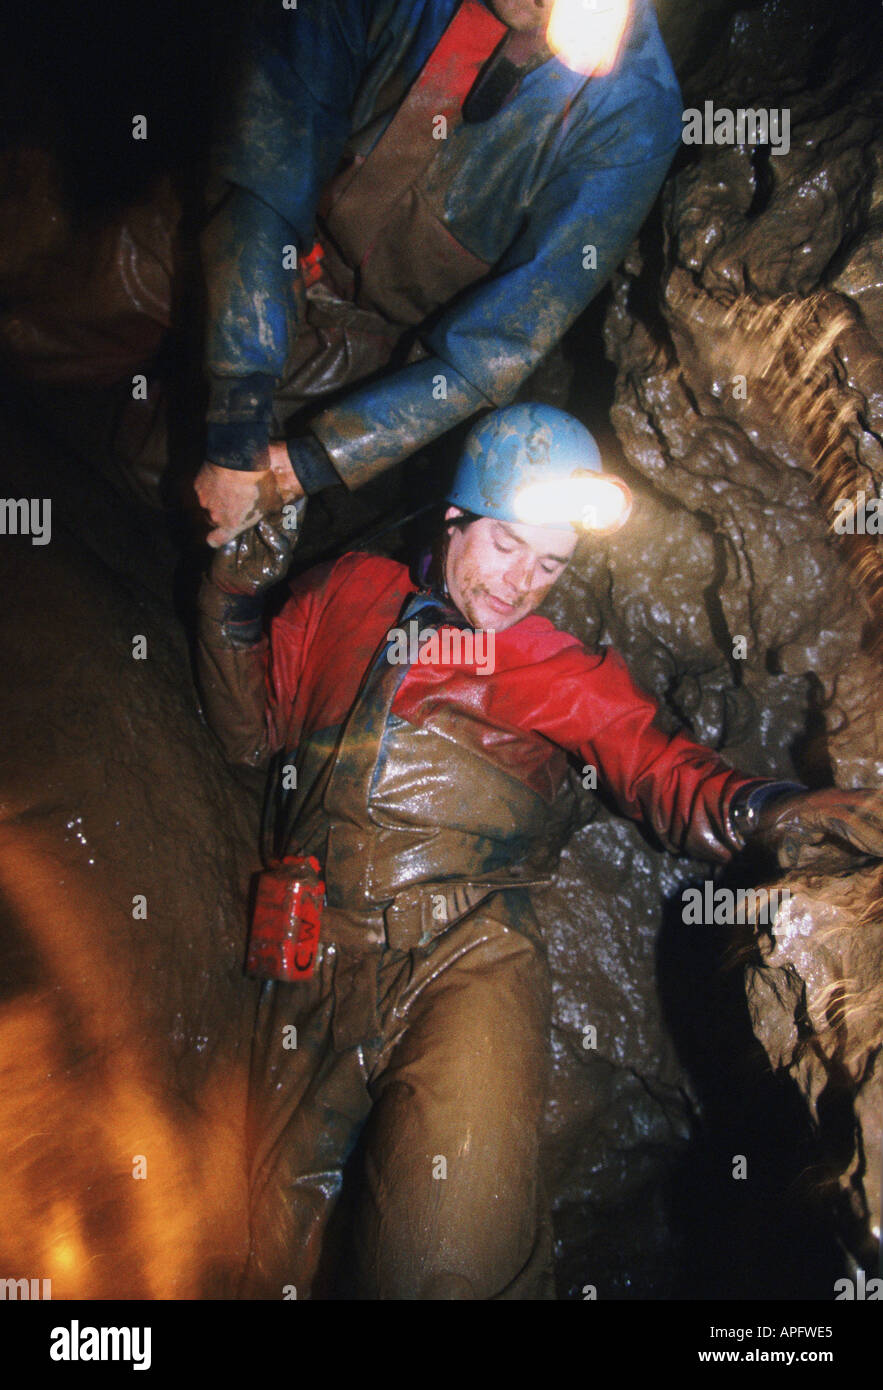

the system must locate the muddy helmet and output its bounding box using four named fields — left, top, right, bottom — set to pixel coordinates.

left=447, top=403, right=630, bottom=533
